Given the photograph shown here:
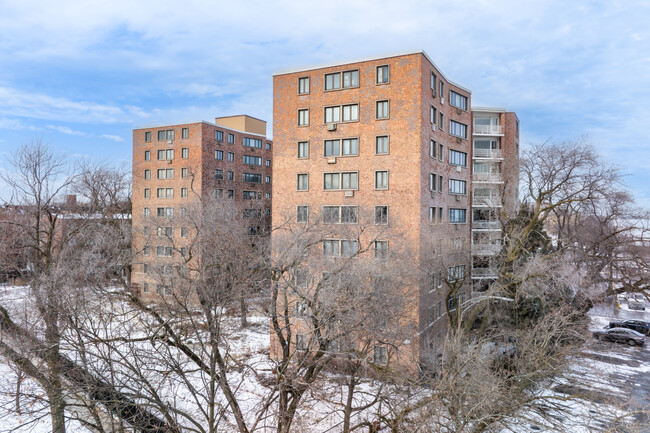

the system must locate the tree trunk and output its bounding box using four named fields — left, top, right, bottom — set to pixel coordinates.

left=240, top=294, right=248, bottom=328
